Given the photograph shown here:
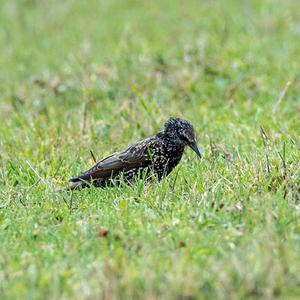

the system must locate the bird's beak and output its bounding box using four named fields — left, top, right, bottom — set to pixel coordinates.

left=189, top=142, right=202, bottom=160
